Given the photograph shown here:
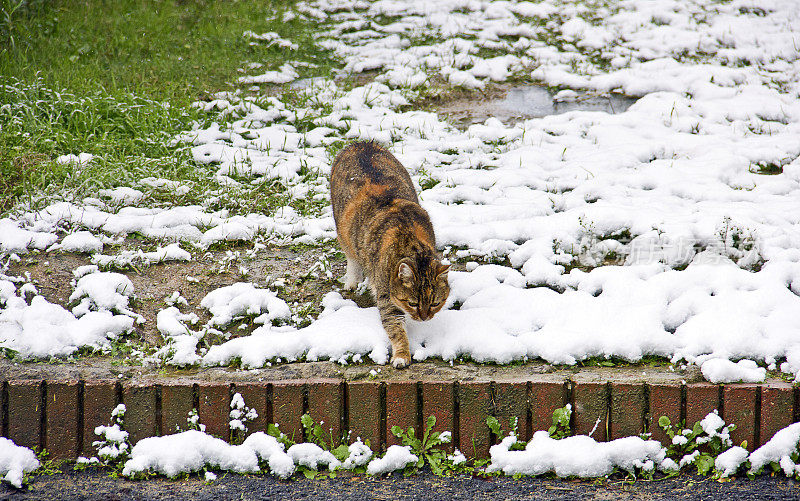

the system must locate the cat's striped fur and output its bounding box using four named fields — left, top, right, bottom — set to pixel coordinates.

left=330, top=141, right=450, bottom=368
